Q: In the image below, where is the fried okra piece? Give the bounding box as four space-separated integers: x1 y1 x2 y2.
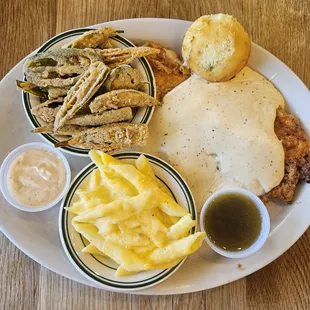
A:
89 89 160 114
97 46 160 67
55 123 148 151
32 124 88 136
104 65 143 92
24 48 103 88
54 61 110 131
16 80 47 98
67 107 133 126
63 27 118 49
31 98 64 123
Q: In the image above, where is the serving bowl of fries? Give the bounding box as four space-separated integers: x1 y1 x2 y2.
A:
59 151 205 291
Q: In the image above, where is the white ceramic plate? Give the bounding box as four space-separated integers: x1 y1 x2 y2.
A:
59 152 196 291
0 18 309 295
23 29 156 156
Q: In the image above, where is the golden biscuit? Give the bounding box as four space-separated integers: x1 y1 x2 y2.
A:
182 14 251 82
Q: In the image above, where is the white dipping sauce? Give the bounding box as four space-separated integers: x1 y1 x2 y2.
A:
7 149 67 207
142 67 285 210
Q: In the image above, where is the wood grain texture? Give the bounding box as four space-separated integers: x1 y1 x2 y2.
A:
0 0 309 309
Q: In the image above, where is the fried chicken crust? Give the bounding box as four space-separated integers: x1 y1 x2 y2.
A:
261 107 310 203
143 42 191 100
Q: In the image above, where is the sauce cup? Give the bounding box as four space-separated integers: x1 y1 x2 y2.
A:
200 188 270 258
0 142 71 212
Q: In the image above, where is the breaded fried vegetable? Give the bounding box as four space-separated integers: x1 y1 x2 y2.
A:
16 80 47 98
97 47 160 67
104 65 143 91
89 89 160 114
63 27 118 49
31 98 64 123
32 124 88 136
32 106 60 124
47 87 70 99
99 39 114 49
54 61 110 131
24 48 103 88
67 107 133 126
55 123 148 151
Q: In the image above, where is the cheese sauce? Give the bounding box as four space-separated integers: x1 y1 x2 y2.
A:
7 149 67 207
142 67 285 210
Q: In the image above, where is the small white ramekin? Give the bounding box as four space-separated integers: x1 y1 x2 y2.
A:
200 188 270 259
0 142 71 212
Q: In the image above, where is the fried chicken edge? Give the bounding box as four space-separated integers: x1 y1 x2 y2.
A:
143 41 191 101
261 107 310 204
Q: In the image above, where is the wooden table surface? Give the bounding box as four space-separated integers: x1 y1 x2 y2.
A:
1 0 309 309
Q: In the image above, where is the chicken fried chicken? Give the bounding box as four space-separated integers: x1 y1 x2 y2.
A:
143 42 309 204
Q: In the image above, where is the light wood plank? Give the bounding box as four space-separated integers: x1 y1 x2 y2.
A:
131 295 172 310
0 0 56 78
173 291 205 310
247 229 310 310
205 279 247 310
38 267 132 310
0 0 309 309
0 233 40 310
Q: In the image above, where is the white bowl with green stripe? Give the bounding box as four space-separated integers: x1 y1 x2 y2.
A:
22 29 156 157
59 152 197 291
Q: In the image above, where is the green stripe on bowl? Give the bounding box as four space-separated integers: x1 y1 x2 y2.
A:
59 152 196 289
22 28 156 156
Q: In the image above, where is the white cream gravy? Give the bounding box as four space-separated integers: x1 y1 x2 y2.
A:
142 67 285 210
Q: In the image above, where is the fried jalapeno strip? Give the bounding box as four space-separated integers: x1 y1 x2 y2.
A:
55 123 148 151
63 27 118 49
89 89 160 114
54 61 110 131
24 48 103 88
67 107 133 126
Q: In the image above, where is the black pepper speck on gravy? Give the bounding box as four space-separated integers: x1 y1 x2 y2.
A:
143 66 285 209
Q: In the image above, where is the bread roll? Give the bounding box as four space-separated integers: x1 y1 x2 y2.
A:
182 14 251 82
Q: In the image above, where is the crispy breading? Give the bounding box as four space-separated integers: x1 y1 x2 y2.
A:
33 106 60 124
16 80 47 98
261 107 310 203
143 42 191 100
99 38 114 49
263 160 300 203
89 89 160 114
48 87 70 99
55 123 148 151
24 48 103 88
104 65 143 92
63 27 118 49
299 157 310 182
97 46 160 68
54 61 110 131
67 107 133 126
32 124 88 136
31 98 63 123
274 107 309 164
